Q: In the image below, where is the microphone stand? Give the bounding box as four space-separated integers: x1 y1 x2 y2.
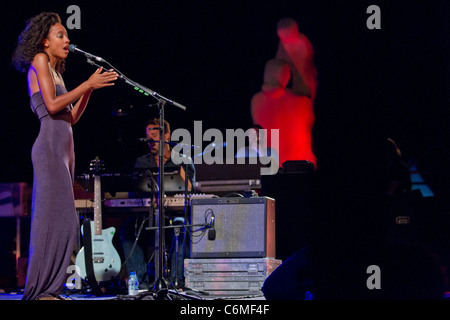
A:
154 98 168 299
87 58 186 300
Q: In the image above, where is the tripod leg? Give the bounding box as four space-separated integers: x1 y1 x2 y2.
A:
154 209 160 281
173 226 180 288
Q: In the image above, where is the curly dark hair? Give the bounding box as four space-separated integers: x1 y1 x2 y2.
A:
12 12 66 74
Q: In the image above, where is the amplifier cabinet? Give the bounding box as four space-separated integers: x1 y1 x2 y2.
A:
190 197 275 258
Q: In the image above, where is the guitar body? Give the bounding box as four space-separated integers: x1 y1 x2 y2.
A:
75 222 122 282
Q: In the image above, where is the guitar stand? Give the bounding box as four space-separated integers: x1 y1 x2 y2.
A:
80 217 103 296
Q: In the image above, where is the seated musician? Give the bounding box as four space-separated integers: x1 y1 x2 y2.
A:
134 118 195 185
121 118 195 289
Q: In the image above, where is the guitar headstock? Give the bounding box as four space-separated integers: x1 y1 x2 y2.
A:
90 156 105 175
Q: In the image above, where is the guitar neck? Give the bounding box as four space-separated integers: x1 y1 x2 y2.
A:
93 175 102 235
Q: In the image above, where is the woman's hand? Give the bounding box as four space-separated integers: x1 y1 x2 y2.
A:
87 67 118 90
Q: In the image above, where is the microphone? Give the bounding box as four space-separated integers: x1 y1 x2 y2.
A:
68 44 104 62
137 138 167 143
138 138 156 142
208 214 216 240
138 138 193 148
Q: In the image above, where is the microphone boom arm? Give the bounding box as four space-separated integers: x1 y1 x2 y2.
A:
85 58 187 111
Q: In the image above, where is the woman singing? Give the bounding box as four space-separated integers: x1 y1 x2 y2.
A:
12 12 118 300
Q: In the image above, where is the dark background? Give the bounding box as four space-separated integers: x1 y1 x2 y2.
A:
1 0 450 296
1 0 448 184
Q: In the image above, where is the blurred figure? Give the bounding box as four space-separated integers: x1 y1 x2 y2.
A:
275 17 317 100
251 59 316 168
251 18 317 168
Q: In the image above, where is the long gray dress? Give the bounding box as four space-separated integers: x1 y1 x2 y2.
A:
22 84 79 300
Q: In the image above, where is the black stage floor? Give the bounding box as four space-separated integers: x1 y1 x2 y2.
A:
0 288 266 301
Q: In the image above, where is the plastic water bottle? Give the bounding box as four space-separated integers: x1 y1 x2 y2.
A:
128 271 139 295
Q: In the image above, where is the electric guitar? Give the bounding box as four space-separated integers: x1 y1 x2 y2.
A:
75 157 122 282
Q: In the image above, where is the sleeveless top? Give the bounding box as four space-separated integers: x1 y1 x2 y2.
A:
30 63 72 121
